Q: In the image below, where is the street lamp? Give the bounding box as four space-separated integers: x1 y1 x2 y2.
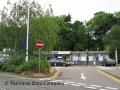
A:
86 49 89 65
25 0 30 62
115 48 118 70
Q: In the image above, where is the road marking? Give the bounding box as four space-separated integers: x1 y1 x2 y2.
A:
106 87 118 90
83 86 97 89
70 84 82 87
49 79 118 90
98 70 120 84
76 83 87 86
39 78 50 81
64 82 69 85
64 81 74 84
80 73 86 80
50 80 63 82
0 87 6 90
62 79 118 90
89 84 102 88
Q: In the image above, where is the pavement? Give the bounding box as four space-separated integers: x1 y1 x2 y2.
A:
97 66 120 80
0 67 60 80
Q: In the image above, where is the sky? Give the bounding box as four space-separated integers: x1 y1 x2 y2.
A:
0 0 120 22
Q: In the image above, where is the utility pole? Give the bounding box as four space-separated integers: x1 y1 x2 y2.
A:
86 49 89 65
115 48 118 70
25 0 30 62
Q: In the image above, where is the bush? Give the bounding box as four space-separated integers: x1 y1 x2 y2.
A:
1 52 50 73
1 52 24 72
40 60 50 71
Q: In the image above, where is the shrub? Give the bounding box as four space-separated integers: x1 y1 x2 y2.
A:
1 52 50 73
40 60 50 70
1 52 25 72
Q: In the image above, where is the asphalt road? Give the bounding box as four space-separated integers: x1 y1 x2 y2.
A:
0 66 120 90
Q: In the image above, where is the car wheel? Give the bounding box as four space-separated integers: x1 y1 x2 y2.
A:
113 64 116 66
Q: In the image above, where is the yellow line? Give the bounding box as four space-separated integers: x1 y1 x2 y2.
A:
98 70 120 84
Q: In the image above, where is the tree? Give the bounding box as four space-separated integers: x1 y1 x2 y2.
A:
29 16 59 52
114 11 120 18
72 21 87 51
87 11 119 50
54 15 72 50
54 15 88 51
0 0 56 52
104 25 120 62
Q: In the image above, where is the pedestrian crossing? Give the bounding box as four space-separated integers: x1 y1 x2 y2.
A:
48 79 118 90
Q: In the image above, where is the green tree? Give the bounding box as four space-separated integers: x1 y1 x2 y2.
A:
87 11 119 50
29 16 59 52
54 15 72 50
104 25 120 62
72 21 87 51
0 0 56 52
54 15 88 51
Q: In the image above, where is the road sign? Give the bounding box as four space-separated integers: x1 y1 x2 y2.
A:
36 40 44 48
36 40 44 76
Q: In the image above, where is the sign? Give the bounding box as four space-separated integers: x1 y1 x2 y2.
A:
36 40 44 48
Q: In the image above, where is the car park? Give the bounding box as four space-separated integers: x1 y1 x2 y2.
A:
48 58 71 67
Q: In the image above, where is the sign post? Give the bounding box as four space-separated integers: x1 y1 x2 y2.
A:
38 48 40 76
36 40 44 77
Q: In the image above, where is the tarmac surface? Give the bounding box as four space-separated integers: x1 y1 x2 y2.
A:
0 66 120 90
97 66 120 80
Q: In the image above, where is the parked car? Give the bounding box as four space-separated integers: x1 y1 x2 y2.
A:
48 58 71 67
102 58 116 66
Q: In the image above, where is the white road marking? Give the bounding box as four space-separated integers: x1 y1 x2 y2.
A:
64 81 74 84
83 86 97 89
70 84 82 87
106 87 118 90
80 73 86 80
89 84 102 88
0 87 6 90
50 80 63 82
39 78 49 81
49 79 118 90
64 82 69 85
76 83 87 86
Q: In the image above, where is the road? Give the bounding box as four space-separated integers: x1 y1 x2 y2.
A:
0 66 120 90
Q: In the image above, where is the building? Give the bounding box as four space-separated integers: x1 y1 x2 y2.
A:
48 51 107 65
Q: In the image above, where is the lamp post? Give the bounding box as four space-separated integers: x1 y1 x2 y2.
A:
25 0 30 62
115 48 118 70
86 49 89 65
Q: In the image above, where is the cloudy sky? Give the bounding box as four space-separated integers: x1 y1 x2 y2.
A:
0 0 120 22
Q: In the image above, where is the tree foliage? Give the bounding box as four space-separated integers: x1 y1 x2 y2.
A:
104 25 120 62
30 16 59 51
0 0 120 61
0 0 58 52
87 11 120 50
